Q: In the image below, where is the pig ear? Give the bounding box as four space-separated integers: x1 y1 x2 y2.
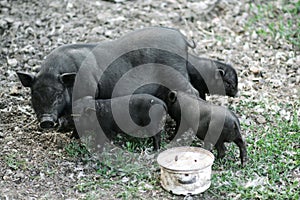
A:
60 72 76 87
16 71 36 87
233 120 241 133
168 90 177 103
215 69 225 79
218 69 225 76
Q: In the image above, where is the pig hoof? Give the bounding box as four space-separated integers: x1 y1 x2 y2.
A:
153 146 160 152
217 153 226 159
241 157 248 167
70 130 80 139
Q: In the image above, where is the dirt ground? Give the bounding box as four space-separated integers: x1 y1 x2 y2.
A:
0 0 299 199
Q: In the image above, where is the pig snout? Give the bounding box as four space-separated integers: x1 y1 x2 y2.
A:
39 114 56 129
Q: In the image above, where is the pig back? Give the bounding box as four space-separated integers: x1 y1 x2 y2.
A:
38 43 98 76
73 28 194 101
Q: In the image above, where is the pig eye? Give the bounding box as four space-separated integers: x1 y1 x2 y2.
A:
54 92 64 101
55 92 63 97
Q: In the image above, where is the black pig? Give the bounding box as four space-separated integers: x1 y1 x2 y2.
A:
72 94 167 151
16 43 95 129
166 90 247 166
187 54 238 100
17 27 197 130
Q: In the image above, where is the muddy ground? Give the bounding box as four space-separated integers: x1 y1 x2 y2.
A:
0 0 299 199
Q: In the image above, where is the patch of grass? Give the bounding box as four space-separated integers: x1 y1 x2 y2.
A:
65 141 90 158
41 163 57 177
74 100 299 199
75 149 161 199
206 101 299 199
82 193 100 200
5 154 27 170
215 35 225 42
246 1 300 48
112 131 170 153
119 134 154 153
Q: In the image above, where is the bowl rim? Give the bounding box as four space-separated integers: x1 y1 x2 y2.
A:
157 146 215 171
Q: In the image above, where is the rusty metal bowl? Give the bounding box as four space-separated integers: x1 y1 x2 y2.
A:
157 146 214 195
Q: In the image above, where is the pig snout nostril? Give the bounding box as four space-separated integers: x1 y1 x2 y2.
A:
40 121 55 129
40 116 55 129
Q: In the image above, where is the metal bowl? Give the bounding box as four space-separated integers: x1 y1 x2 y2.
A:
157 146 214 195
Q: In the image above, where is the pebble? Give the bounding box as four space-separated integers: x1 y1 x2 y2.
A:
286 58 295 66
251 31 258 40
15 172 25 179
0 19 8 28
49 1 61 8
40 37 50 45
4 169 13 178
289 77 296 84
4 17 14 24
249 66 260 75
269 79 282 88
9 85 20 96
244 118 252 126
7 58 18 67
257 115 267 124
28 59 37 66
296 76 300 84
275 51 287 61
121 176 129 183
243 42 250 51
183 195 194 200
104 30 113 37
91 27 104 34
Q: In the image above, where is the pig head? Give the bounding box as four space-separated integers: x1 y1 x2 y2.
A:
16 43 98 130
187 54 238 100
17 71 76 129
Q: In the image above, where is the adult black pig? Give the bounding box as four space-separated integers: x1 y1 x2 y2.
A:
166 90 248 166
16 43 96 129
16 27 196 130
187 54 238 100
72 94 167 151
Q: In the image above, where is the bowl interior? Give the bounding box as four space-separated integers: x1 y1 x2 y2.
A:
157 146 214 171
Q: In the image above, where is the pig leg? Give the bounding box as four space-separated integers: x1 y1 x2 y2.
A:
58 116 74 132
198 90 206 100
70 129 80 139
203 141 214 152
234 136 248 167
152 131 161 151
172 118 191 141
94 130 110 153
215 142 227 159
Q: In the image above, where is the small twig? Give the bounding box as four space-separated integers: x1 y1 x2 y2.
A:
197 25 215 36
53 132 57 143
204 0 221 15
23 119 37 128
